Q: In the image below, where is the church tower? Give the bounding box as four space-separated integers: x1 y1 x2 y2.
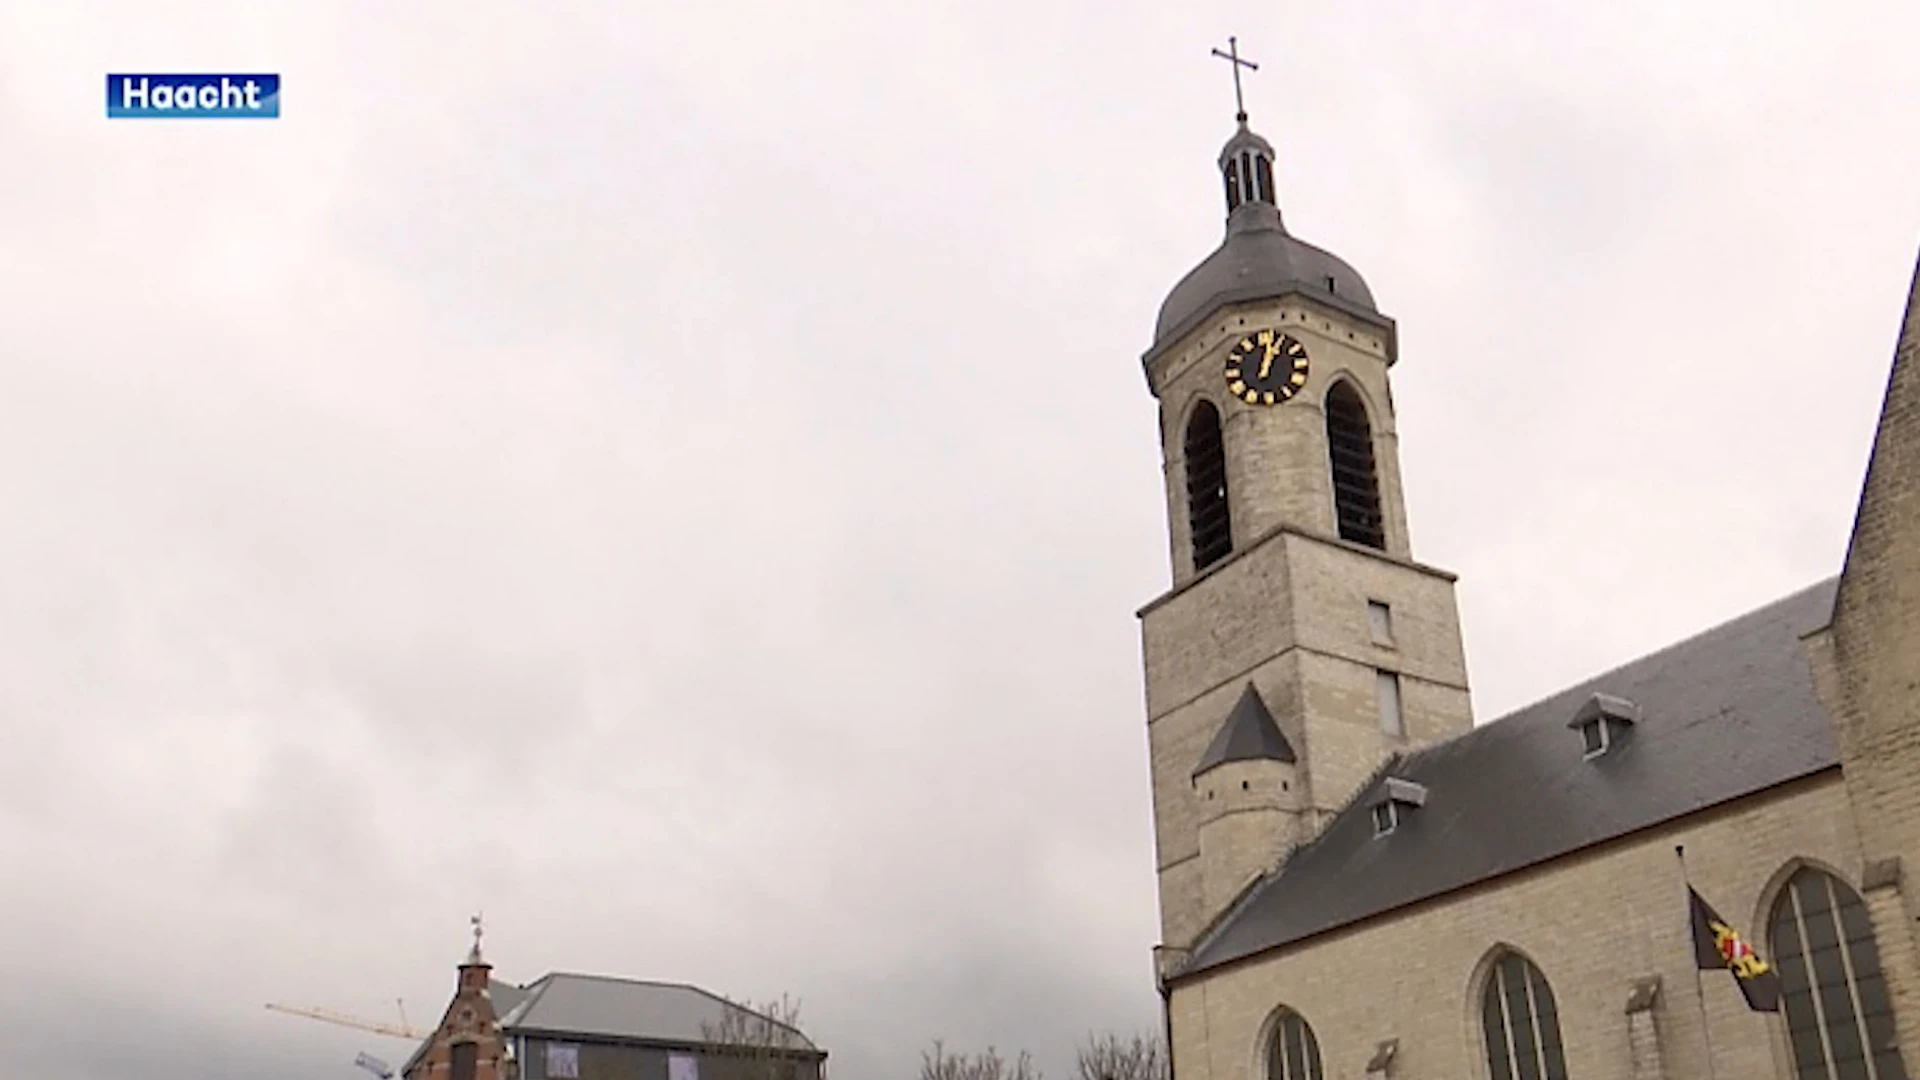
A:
1139 58 1476 962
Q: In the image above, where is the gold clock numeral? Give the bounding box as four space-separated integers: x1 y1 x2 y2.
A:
1225 328 1305 406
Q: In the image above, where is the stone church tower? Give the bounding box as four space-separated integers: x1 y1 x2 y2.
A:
1139 102 1474 958
1133 53 1920 1080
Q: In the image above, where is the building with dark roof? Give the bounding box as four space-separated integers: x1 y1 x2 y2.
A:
402 932 825 1080
1135 75 1920 1080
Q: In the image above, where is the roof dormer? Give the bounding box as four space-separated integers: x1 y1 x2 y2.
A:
1369 777 1427 836
1569 692 1640 759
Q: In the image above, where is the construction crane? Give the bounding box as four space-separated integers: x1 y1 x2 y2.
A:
264 1000 424 1041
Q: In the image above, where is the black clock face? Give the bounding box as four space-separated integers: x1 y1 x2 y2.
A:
1224 329 1310 405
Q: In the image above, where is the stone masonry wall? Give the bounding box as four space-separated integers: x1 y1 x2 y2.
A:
1169 775 1877 1080
1816 249 1920 1064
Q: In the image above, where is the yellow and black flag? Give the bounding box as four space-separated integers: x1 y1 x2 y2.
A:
1689 886 1782 1012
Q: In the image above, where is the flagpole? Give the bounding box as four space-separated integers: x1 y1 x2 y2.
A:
1676 845 1722 1080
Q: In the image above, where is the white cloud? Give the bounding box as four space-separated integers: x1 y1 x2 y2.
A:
1 1 1917 1077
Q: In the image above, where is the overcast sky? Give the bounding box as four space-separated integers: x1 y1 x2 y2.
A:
1 2 1917 1079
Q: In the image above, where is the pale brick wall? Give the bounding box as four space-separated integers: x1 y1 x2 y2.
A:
1149 652 1308 947
1813 250 1920 1063
1196 757 1305 917
1140 291 1475 948
1169 776 1876 1080
1148 297 1406 588
1141 537 1300 721
1141 528 1474 944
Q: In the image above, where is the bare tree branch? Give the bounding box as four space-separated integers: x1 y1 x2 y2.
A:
1075 1032 1167 1080
919 1041 1044 1080
700 994 815 1080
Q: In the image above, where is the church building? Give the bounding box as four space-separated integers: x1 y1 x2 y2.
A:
1137 64 1920 1080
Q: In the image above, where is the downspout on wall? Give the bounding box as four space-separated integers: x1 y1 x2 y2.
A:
1160 980 1177 1080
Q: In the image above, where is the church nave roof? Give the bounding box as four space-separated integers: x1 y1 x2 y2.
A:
1179 576 1843 977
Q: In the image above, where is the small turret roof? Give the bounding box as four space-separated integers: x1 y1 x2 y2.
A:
1193 683 1296 777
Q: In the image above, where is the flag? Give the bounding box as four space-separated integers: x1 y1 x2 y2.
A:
1689 886 1782 1011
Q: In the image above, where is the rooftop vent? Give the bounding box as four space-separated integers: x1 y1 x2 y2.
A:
1369 777 1428 836
1569 692 1641 758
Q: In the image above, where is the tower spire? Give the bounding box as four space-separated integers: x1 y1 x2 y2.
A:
1210 35 1259 123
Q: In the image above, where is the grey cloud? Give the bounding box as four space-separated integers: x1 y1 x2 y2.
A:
2 2 1919 1079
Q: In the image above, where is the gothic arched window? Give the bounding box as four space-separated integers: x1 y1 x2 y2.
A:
1265 1007 1324 1080
1186 400 1233 572
1769 867 1910 1080
1480 951 1569 1080
1324 380 1385 550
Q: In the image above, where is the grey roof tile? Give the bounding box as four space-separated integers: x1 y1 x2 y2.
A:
1193 683 1297 776
1153 202 1379 350
502 974 819 1053
1181 577 1841 977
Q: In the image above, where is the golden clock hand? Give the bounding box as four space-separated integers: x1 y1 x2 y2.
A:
1258 353 1273 380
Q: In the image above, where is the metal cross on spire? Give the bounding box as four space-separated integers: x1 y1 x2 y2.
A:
1210 36 1259 122
469 912 485 961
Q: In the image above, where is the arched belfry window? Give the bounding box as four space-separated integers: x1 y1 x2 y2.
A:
1224 151 1275 211
1185 401 1232 572
1769 867 1910 1080
1324 380 1385 550
1265 1008 1324 1080
1479 951 1569 1080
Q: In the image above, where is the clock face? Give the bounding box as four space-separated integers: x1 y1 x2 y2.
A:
1224 329 1310 405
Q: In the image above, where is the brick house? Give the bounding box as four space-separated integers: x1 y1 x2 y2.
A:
401 938 826 1080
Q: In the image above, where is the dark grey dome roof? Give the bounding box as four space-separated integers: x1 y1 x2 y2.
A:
1151 117 1380 351
1154 200 1377 347
1218 124 1274 165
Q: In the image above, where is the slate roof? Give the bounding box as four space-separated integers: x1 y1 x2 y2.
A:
498 974 820 1052
1148 120 1383 359
1153 199 1379 352
1179 576 1842 978
492 980 531 1019
1193 683 1297 775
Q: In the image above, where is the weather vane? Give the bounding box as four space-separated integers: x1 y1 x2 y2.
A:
470 912 484 957
1211 35 1259 122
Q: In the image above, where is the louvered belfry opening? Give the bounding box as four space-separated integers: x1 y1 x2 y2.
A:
1186 401 1233 571
1223 156 1244 211
1324 381 1385 549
